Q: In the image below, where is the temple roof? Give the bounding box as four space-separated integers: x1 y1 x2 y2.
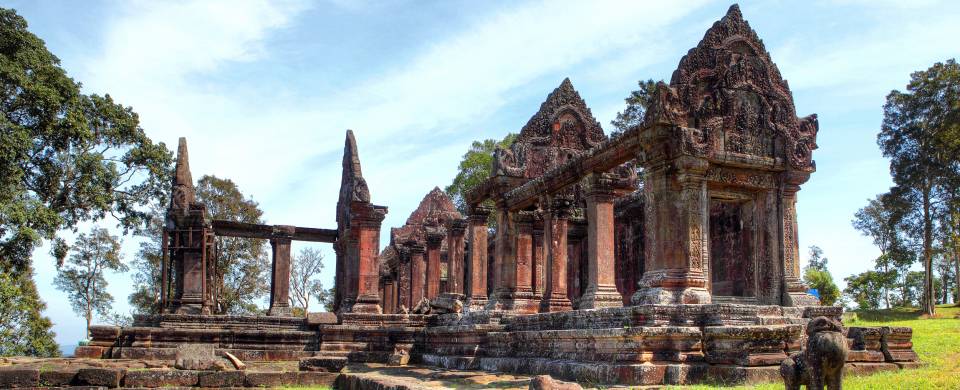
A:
392 187 461 245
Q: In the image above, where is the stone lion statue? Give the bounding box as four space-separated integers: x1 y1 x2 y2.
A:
780 316 848 390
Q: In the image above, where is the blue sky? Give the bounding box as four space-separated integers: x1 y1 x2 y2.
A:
6 0 959 349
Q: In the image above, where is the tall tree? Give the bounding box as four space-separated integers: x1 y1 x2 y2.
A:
53 227 127 339
878 59 960 315
127 207 165 316
0 266 59 356
445 133 517 215
852 193 915 308
289 247 326 315
194 175 268 315
0 8 171 354
610 79 661 136
843 271 887 310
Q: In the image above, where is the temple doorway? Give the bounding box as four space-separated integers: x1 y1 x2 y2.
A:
708 198 754 299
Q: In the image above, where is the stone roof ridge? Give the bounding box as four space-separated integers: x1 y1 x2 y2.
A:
404 187 461 226
516 77 606 149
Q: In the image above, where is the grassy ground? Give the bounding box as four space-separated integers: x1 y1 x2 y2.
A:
673 304 960 390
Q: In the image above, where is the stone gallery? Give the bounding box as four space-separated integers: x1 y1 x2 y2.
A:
1 5 920 389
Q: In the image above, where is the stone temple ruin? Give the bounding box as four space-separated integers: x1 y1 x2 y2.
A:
40 5 920 389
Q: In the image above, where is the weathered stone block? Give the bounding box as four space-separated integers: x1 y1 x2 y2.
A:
244 371 297 387
307 311 338 325
39 369 77 386
198 371 245 387
76 368 124 388
123 370 198 388
297 372 338 386
881 326 919 362
0 368 39 388
299 356 347 372
174 344 220 370
74 345 108 359
529 374 583 390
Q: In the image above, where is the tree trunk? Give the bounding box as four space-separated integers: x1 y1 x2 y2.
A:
923 188 935 315
882 262 891 309
954 250 959 306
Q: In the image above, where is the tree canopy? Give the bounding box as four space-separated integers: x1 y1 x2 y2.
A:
54 227 125 339
610 79 660 136
877 58 960 315
444 133 516 215
0 7 171 355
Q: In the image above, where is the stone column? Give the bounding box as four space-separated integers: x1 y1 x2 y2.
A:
446 219 467 295
487 204 513 308
351 207 387 313
781 172 818 306
541 196 573 312
425 228 444 300
409 242 427 305
501 211 537 313
632 157 711 305
268 225 295 316
466 205 491 310
382 279 396 314
532 214 545 301
398 246 412 311
579 174 625 309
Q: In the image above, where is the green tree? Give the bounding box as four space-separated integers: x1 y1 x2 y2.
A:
195 175 268 315
289 247 326 316
804 246 840 306
445 133 517 215
53 227 127 339
0 8 171 354
127 207 165 316
843 271 887 310
319 286 335 312
0 267 59 357
878 59 960 315
610 79 661 136
853 193 915 308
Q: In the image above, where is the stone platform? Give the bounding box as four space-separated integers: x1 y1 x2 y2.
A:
70 304 919 387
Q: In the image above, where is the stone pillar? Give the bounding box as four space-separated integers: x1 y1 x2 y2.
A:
425 228 444 300
409 242 427 305
541 196 573 312
351 207 387 313
532 214 546 301
579 174 625 309
487 204 513 308
632 157 711 305
466 205 491 310
398 246 412 311
383 279 396 314
501 211 537 313
446 219 467 295
782 172 818 306
268 225 295 316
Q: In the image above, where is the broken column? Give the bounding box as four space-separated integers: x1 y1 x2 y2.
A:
267 225 295 316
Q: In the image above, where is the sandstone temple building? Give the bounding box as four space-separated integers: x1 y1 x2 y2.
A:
59 5 918 388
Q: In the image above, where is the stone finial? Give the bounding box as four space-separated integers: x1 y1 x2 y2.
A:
170 137 195 210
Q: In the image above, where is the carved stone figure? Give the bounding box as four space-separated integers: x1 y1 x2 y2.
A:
781 316 848 390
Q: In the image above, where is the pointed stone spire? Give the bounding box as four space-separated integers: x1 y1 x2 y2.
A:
170 137 195 210
339 130 370 205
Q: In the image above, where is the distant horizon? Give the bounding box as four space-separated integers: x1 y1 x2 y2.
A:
5 0 959 347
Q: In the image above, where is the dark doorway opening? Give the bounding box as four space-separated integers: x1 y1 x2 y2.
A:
709 199 753 297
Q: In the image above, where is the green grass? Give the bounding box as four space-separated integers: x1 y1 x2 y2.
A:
673 305 960 389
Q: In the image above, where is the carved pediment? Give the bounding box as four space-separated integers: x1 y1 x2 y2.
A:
495 78 608 179
647 4 817 170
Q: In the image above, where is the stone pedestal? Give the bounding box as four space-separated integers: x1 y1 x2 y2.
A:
579 175 624 309
267 226 295 316
632 157 711 305
541 197 572 312
465 206 490 310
